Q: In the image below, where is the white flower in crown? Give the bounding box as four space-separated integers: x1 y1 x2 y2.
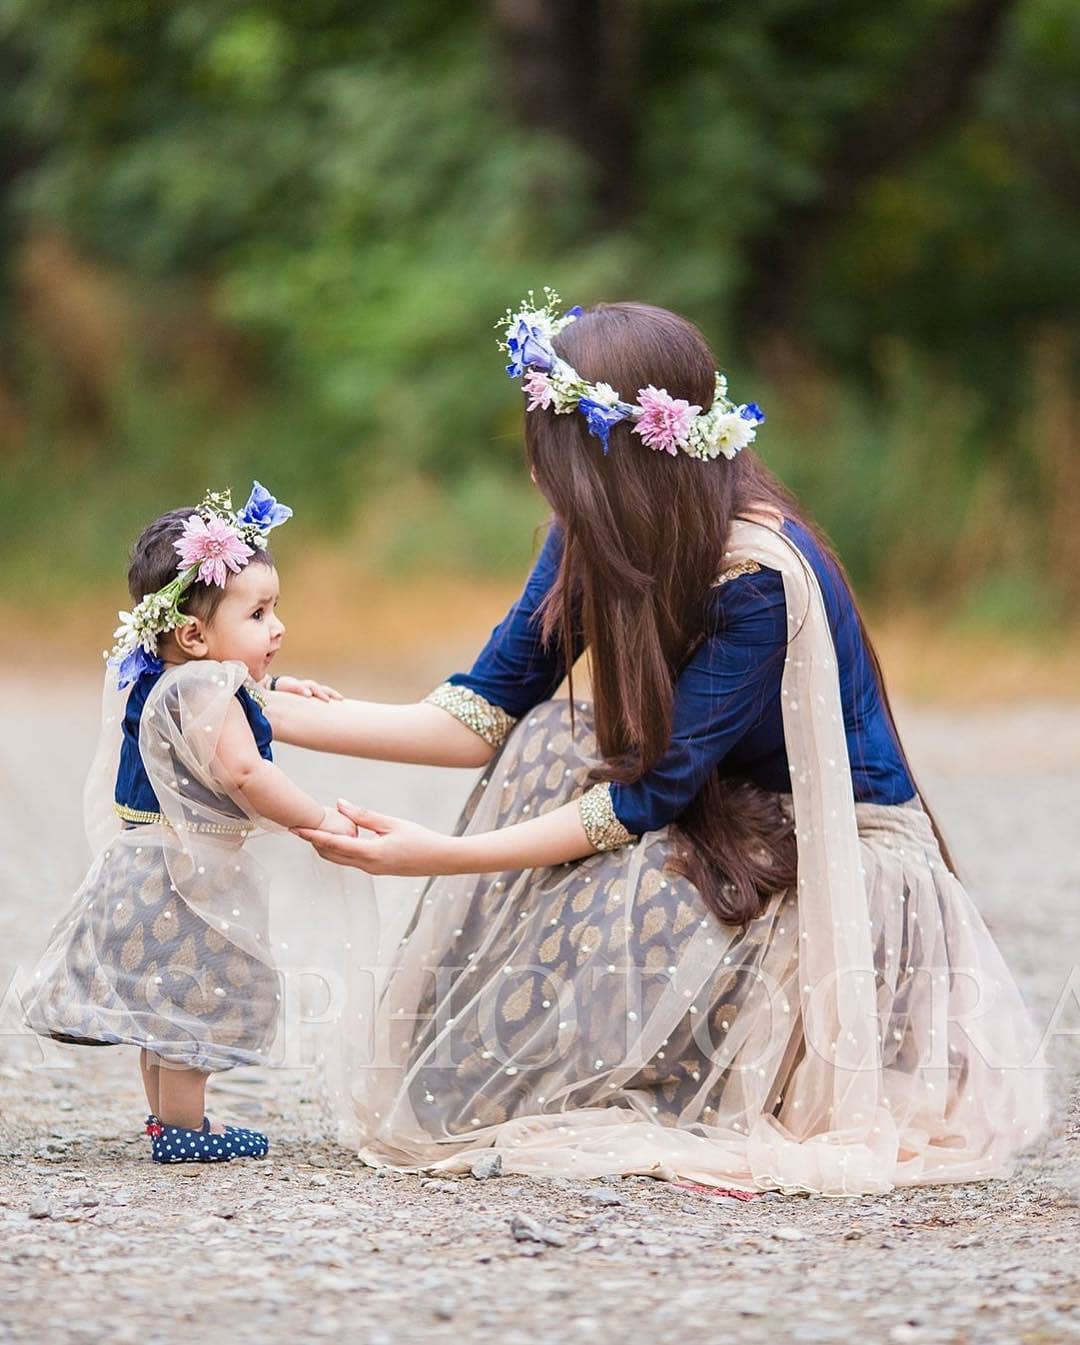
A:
712 409 759 460
589 382 622 408
685 375 766 460
112 589 190 659
112 608 155 657
500 286 582 341
549 361 589 414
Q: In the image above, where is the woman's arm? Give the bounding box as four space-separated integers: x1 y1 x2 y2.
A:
265 693 496 768
265 518 579 770
295 795 595 876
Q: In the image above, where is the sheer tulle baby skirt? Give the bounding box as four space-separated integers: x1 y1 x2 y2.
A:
24 830 281 1073
341 698 1049 1196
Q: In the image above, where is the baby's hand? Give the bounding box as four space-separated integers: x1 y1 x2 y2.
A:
271 675 344 702
315 805 358 838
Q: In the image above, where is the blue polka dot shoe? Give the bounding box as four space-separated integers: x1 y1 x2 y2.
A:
221 1121 269 1158
147 1115 269 1164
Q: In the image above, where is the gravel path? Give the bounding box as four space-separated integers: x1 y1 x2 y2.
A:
1 677 1077 1345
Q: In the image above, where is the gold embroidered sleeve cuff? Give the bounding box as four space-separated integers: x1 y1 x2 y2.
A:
578 782 636 852
423 682 518 751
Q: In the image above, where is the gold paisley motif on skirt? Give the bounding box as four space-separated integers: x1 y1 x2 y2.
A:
24 843 280 1072
357 692 1005 1181
389 699 806 1137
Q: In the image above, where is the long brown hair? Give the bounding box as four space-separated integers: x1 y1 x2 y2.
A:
525 301 956 928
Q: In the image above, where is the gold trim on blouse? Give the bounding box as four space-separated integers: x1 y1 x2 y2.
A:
712 558 763 587
578 782 636 852
113 802 250 837
423 682 518 750
245 682 268 710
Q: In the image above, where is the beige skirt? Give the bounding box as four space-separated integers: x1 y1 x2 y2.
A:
340 697 1049 1195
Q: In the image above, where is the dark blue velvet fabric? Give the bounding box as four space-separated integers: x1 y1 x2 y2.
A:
446 517 916 834
115 668 273 818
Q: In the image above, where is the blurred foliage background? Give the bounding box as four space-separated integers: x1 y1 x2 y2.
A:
0 0 1078 658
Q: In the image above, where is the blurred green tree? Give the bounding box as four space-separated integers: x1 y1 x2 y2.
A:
0 0 1076 614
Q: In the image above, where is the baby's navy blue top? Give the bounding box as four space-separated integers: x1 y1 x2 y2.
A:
446 518 916 836
115 668 274 818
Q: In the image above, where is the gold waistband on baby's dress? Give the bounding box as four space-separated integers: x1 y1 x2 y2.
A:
113 801 252 837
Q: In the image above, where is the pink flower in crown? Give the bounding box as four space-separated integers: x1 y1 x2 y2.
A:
173 514 254 588
632 385 702 456
523 369 555 411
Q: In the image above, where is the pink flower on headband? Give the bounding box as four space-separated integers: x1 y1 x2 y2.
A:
632 385 701 456
173 515 253 588
523 370 555 411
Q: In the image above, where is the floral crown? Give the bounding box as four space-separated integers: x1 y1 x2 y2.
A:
107 481 292 689
498 288 765 459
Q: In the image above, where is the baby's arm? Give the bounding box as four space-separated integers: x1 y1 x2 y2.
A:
213 700 356 837
256 673 342 702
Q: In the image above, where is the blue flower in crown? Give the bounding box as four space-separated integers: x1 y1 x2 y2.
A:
740 402 766 425
113 645 163 691
578 396 630 454
237 481 293 533
505 319 558 379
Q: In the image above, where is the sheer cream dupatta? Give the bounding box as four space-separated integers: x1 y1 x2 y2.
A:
81 660 377 1097
728 521 1048 1191
738 516 897 1191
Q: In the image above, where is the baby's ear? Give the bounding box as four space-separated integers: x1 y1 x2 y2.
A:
172 618 209 658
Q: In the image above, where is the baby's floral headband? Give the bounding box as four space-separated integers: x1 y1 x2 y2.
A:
107 482 292 689
498 288 765 459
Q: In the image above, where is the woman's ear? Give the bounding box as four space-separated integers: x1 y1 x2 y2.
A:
173 618 208 659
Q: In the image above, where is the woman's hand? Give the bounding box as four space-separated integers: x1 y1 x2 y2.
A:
315 805 359 839
294 799 458 876
266 674 344 702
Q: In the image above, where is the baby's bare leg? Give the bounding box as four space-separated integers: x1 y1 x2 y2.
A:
156 1060 228 1134
157 1061 209 1129
139 1049 160 1116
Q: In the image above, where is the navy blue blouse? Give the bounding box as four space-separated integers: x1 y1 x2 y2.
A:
115 667 273 820
446 517 916 836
